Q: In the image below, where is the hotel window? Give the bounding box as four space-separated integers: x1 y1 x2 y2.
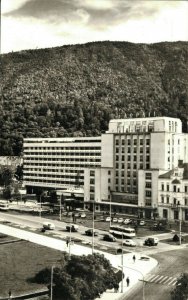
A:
140 139 143 145
146 139 150 145
128 140 131 145
167 196 169 204
122 139 125 145
167 184 169 191
134 139 137 145
145 182 152 188
161 196 164 203
122 163 125 169
115 139 119 145
185 186 188 193
185 198 188 206
173 185 177 192
108 170 111 175
122 155 125 161
90 170 95 177
145 190 152 197
145 173 152 180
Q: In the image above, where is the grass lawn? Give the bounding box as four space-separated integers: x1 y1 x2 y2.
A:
0 240 64 298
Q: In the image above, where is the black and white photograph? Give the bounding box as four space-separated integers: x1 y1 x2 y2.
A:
0 1 188 299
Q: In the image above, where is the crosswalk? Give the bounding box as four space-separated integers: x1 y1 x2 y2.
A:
144 274 178 286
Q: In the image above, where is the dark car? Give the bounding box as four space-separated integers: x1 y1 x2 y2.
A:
144 237 158 246
85 229 98 236
103 234 116 242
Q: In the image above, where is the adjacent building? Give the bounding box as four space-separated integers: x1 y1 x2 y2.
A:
23 116 188 221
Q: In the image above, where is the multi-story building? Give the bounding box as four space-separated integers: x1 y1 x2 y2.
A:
23 117 188 220
158 161 188 221
23 137 112 209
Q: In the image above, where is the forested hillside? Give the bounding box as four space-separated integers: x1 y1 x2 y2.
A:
0 41 188 156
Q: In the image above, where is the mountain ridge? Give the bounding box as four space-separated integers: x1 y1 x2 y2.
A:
0 41 188 155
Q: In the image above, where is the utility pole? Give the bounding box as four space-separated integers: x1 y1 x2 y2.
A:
121 233 124 293
92 201 95 254
59 194 62 221
50 266 54 300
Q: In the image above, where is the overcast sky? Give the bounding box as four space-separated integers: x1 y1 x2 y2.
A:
1 0 188 53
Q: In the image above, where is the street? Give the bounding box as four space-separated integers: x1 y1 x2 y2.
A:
123 247 188 300
0 211 188 300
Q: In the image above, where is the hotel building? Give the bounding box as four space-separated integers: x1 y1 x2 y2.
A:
23 117 188 221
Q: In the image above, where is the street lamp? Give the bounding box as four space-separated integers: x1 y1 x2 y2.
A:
177 202 182 245
92 201 95 254
118 265 145 300
110 191 112 227
50 265 54 300
39 194 42 218
121 233 124 293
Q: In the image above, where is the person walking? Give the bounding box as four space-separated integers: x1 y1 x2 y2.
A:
133 254 136 263
66 239 69 247
126 277 130 287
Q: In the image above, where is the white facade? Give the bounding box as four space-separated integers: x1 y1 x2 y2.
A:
23 117 188 220
158 162 188 221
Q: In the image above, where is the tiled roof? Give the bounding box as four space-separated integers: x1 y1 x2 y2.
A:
158 170 174 179
171 178 181 184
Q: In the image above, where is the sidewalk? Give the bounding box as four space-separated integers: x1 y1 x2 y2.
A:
0 224 158 300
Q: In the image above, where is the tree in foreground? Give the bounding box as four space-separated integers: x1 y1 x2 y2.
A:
171 273 188 300
32 253 122 300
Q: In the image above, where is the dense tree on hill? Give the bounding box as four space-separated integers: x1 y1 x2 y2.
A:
0 41 188 155
32 253 121 300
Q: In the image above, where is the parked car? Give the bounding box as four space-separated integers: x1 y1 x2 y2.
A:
123 239 136 247
74 212 80 218
80 212 86 218
144 237 158 246
124 218 131 225
105 216 111 222
85 229 98 236
118 218 124 223
103 234 116 242
67 212 73 217
139 220 145 226
42 222 55 230
112 217 118 223
66 224 79 232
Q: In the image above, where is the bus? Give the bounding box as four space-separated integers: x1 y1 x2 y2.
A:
109 225 136 239
0 202 9 211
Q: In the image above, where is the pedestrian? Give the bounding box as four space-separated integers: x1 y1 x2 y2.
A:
126 277 130 287
8 290 12 299
133 254 136 263
66 239 69 247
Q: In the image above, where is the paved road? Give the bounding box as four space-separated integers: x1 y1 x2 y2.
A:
123 247 188 300
0 212 186 255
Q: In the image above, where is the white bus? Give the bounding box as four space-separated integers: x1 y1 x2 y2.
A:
109 225 136 239
0 202 9 211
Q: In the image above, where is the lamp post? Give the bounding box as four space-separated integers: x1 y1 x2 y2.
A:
110 191 112 227
92 201 95 254
39 194 42 218
118 265 145 300
50 265 54 300
59 194 62 221
121 233 124 293
177 203 182 245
